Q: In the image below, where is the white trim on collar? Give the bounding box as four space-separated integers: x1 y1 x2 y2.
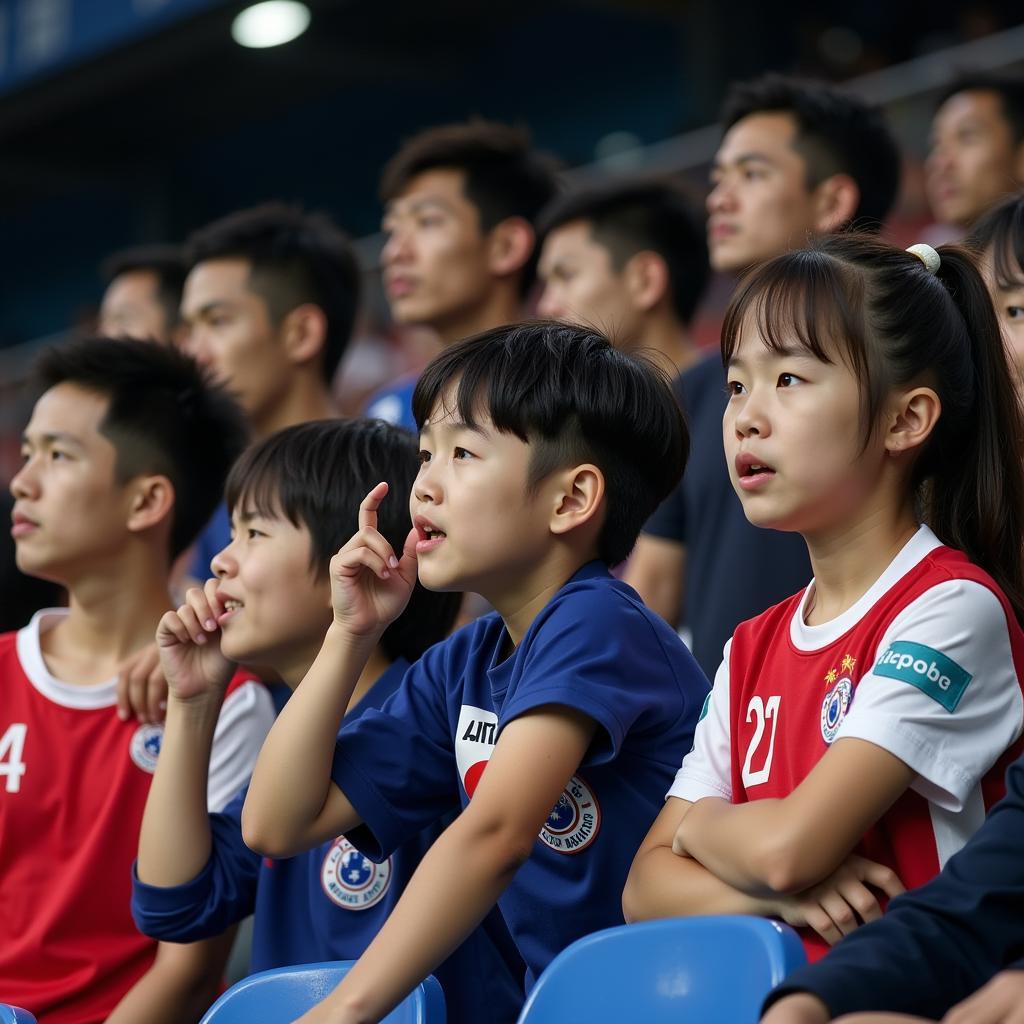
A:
789 525 944 652
16 608 118 709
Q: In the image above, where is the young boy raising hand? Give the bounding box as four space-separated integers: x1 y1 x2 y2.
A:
241 321 709 1023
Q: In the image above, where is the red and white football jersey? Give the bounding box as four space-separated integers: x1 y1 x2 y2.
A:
670 527 1024 960
0 609 275 1023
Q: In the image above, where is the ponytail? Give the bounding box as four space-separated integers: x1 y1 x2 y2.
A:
928 247 1024 625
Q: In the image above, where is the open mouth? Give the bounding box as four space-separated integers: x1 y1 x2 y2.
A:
415 517 447 553
217 598 244 626
735 454 777 488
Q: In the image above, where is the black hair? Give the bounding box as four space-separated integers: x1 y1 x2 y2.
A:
185 203 359 382
536 175 710 326
967 192 1024 287
411 320 688 567
100 243 188 330
32 337 248 561
721 73 901 230
379 120 561 295
224 419 459 662
721 232 1024 624
937 73 1024 146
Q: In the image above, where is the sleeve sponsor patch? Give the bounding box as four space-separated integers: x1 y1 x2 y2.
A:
873 641 972 712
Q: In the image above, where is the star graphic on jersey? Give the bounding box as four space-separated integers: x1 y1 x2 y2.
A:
841 654 856 672
347 869 361 882
550 807 563 822
824 668 838 684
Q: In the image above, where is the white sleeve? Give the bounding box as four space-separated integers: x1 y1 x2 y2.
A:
837 579 1024 812
206 680 276 812
666 640 733 802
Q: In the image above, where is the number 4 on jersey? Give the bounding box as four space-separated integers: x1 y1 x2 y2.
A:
741 696 780 788
0 723 27 793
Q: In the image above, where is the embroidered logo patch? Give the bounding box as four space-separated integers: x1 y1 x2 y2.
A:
539 775 601 855
321 837 392 910
129 724 163 773
820 677 853 744
874 642 971 712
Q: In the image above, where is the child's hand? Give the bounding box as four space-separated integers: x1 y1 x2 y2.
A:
760 994 831 1023
155 578 235 705
329 482 418 640
116 643 167 723
941 969 1024 1023
776 854 904 947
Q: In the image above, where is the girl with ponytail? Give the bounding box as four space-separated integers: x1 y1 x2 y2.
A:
624 233 1024 964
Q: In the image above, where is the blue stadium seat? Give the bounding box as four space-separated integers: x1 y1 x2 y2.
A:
517 916 806 1023
198 961 445 1024
0 1008 38 1024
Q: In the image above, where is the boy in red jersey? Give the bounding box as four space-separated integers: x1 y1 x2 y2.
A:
1 338 274 1023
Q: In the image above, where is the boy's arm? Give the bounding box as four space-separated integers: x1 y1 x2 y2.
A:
675 738 915 894
104 932 235 1024
295 706 597 1024
240 625 367 856
624 796 902 948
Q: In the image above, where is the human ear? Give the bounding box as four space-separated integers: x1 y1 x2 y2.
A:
812 174 860 233
281 303 328 368
486 217 536 279
624 251 670 314
885 387 942 457
549 464 605 538
126 475 175 536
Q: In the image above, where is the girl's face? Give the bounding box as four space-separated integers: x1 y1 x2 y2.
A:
210 505 333 687
981 245 1024 381
724 318 891 538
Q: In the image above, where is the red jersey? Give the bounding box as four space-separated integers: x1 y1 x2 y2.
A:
670 527 1024 960
0 610 275 1023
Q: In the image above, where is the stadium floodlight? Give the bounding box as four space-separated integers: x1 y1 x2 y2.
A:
231 1 311 49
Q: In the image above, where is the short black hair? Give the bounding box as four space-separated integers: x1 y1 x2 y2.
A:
224 419 459 662
937 72 1024 146
721 73 901 229
968 192 1024 287
101 243 188 328
412 321 688 567
379 120 560 294
185 203 359 382
32 337 247 560
536 175 710 326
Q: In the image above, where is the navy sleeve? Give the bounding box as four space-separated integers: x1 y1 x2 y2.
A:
130 785 261 941
763 756 1024 1019
331 642 459 862
642 475 687 543
501 585 700 766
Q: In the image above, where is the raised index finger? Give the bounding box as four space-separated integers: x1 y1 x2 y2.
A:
359 482 390 533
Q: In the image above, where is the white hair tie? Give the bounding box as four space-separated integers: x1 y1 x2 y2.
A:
906 243 941 274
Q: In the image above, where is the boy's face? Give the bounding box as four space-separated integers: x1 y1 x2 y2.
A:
99 270 173 345
411 397 558 599
180 257 291 429
707 111 822 274
980 245 1024 383
381 169 497 331
537 220 641 347
211 506 332 685
926 90 1023 229
11 384 137 583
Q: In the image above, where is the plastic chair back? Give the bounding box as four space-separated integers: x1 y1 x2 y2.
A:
0 1008 38 1024
517 916 806 1024
198 960 445 1024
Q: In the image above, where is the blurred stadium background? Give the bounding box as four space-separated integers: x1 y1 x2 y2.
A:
2 0 1023 482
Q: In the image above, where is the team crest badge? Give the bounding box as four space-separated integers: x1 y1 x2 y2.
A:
820 677 853 744
539 775 601 855
130 723 164 773
321 837 392 910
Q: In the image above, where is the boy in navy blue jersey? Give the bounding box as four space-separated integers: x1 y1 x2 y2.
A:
242 321 708 1023
131 420 523 1024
